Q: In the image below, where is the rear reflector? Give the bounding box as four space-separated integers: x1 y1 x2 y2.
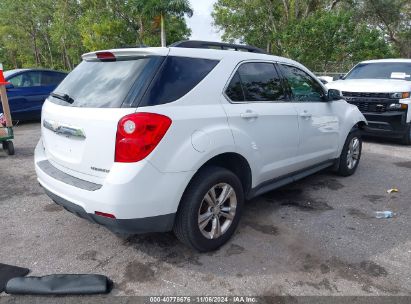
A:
115 112 172 163
95 211 116 219
96 52 116 61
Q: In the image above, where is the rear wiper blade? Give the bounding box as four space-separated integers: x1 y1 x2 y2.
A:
50 92 74 104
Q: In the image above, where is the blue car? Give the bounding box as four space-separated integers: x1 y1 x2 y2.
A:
1 69 67 121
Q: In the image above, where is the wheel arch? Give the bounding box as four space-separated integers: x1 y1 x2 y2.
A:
355 120 367 130
187 152 253 200
337 104 367 155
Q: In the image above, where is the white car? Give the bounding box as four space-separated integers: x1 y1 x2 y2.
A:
34 41 366 251
317 76 334 85
327 59 411 144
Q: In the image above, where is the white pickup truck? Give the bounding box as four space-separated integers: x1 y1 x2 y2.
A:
327 59 411 144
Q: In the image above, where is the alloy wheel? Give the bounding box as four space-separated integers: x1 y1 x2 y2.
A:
347 137 360 170
198 183 237 239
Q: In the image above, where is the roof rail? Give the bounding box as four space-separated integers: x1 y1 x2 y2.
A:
170 40 267 54
117 44 148 49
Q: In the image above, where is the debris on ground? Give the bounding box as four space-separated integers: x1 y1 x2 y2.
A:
387 188 399 194
375 211 394 219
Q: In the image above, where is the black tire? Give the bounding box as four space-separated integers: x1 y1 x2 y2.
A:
173 166 244 252
401 123 411 145
2 141 6 150
6 141 15 156
335 130 362 176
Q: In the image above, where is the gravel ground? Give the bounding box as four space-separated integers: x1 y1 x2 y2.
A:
0 122 410 297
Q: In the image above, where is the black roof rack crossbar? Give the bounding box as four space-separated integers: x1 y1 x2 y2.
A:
170 40 267 54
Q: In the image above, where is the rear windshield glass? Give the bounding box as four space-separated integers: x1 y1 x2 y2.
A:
345 62 411 81
139 56 219 106
50 57 162 108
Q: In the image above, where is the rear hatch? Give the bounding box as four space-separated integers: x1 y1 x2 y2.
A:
41 48 168 179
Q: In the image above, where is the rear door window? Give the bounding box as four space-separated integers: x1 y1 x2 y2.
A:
140 57 219 106
225 62 286 102
50 57 163 108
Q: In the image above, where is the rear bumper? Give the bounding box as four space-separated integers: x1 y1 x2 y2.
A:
44 188 175 234
362 111 408 138
34 138 193 234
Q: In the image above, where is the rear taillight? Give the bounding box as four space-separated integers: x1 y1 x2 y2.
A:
95 211 116 219
115 113 172 163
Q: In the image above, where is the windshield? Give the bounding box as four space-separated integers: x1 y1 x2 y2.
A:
345 62 411 81
50 57 163 108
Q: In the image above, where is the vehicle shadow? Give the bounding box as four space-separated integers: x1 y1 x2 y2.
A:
120 163 410 294
362 135 405 146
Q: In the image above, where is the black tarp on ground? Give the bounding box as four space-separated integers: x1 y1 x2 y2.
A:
5 274 113 295
0 263 30 293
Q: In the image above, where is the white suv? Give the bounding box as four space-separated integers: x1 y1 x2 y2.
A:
34 41 366 252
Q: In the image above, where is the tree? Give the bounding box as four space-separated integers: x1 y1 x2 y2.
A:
143 0 193 46
212 0 398 71
212 0 340 53
0 0 56 68
359 0 411 57
50 0 84 70
0 0 193 70
279 11 393 71
79 2 137 51
142 15 191 47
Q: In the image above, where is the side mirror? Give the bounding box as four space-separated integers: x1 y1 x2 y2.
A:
327 89 342 101
5 83 14 89
338 75 344 80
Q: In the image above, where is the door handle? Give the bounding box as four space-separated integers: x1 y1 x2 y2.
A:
240 111 259 119
300 111 312 118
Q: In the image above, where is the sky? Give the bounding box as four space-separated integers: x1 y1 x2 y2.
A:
185 0 222 42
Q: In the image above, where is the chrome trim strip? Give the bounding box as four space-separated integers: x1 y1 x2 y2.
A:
43 120 86 139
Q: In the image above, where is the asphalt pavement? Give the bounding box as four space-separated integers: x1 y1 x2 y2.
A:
0 122 410 297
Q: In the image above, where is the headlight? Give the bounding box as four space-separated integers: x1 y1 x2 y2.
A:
388 103 408 110
390 92 410 99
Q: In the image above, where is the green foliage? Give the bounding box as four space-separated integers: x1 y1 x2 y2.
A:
142 0 192 46
142 15 191 47
50 0 84 70
142 0 193 18
0 0 56 68
279 11 394 71
0 0 192 71
360 0 411 57
213 0 406 72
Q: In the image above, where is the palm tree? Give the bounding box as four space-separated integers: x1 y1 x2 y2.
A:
144 0 193 47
